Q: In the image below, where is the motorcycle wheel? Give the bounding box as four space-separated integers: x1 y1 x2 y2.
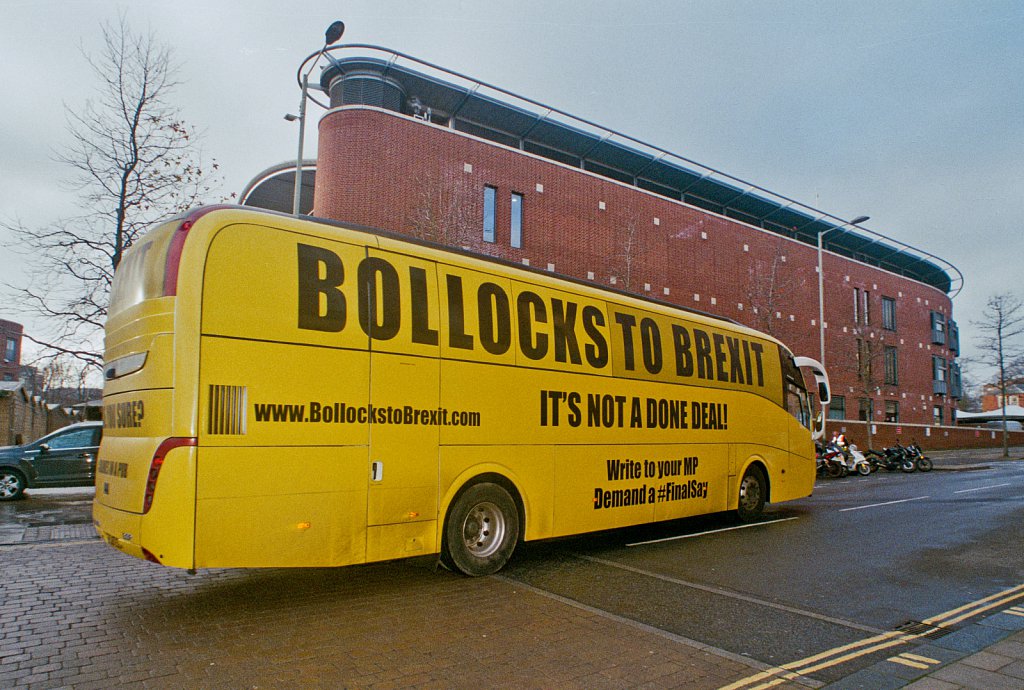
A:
916 457 933 472
900 459 916 473
857 463 871 476
826 463 844 479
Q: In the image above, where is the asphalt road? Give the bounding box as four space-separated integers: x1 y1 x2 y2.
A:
3 459 1023 687
501 459 1024 684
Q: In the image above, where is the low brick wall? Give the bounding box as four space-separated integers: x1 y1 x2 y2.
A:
826 420 1024 452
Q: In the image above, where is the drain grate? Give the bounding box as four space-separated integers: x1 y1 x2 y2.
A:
896 620 957 640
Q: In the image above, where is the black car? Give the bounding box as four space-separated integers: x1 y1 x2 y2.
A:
0 421 102 500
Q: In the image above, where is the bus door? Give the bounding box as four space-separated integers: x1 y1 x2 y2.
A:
364 249 441 561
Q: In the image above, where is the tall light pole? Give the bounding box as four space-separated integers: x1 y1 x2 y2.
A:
817 215 870 367
289 21 346 216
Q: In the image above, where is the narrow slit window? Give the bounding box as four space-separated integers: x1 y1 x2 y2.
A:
483 186 496 243
510 192 523 248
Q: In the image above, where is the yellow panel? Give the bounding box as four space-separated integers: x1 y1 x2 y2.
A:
199 337 369 449
365 521 438 563
202 223 370 353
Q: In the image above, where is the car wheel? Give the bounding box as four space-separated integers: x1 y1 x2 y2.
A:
737 466 766 522
442 482 519 576
0 469 27 501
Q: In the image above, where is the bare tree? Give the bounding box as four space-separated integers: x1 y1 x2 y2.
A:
406 170 475 248
744 238 798 336
614 209 646 292
4 16 222 373
973 293 1024 457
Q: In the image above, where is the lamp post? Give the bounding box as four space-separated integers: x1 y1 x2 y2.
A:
288 21 346 216
817 214 870 367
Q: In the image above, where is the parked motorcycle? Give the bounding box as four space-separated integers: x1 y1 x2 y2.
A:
864 443 916 473
816 443 847 478
905 441 933 472
843 443 873 476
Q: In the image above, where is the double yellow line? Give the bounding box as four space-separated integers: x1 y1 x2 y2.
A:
721 581 1024 690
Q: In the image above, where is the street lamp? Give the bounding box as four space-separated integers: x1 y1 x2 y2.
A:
817 214 869 367
288 21 346 216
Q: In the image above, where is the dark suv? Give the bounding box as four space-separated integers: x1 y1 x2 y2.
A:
0 421 102 500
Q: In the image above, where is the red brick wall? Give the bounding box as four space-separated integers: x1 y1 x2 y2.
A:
314 108 959 427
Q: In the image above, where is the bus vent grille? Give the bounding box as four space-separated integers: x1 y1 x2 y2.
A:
208 385 248 435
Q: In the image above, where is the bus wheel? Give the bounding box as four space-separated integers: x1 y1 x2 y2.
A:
442 482 519 576
737 466 766 522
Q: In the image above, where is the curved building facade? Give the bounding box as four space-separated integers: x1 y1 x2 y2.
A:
310 49 962 431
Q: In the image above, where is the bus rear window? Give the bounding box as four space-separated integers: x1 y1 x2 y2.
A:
108 221 178 315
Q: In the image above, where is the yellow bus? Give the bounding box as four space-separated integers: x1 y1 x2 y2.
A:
95 206 830 576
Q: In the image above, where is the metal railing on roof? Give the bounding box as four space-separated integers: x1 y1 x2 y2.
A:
304 44 963 297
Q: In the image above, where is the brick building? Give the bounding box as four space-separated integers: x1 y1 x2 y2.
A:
247 49 964 429
1 319 23 383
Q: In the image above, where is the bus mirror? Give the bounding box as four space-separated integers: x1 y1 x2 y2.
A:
793 357 830 407
812 411 825 441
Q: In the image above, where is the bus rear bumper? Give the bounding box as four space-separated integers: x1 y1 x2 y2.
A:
93 500 148 562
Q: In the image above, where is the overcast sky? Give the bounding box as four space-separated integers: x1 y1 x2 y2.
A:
2 1 1022 385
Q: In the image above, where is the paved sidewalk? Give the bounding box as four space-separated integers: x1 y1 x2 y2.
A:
906 629 1024 689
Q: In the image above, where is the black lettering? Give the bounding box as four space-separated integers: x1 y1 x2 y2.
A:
713 333 728 382
640 318 662 374
672 325 693 377
478 282 511 355
614 313 637 371
551 299 582 364
727 337 745 384
751 342 765 387
297 244 346 332
517 291 548 360
694 329 713 380
358 257 400 340
409 266 439 346
446 275 474 350
582 305 608 368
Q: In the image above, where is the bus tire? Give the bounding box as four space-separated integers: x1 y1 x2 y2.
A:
0 469 27 501
737 466 766 522
442 482 519 576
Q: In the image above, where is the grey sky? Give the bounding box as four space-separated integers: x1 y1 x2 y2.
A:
2 1 1022 385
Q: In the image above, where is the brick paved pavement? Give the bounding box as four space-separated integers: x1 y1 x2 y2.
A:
0 538 802 690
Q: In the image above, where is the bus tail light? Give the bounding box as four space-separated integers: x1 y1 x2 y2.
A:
162 205 234 296
143 437 197 514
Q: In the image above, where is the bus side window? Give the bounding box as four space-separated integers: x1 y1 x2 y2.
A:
786 382 810 428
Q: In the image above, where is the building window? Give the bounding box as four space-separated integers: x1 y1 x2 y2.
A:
885 401 899 423
828 395 846 421
510 192 523 248
884 346 899 385
853 288 860 324
483 186 496 243
882 297 896 330
948 319 960 353
930 311 945 345
932 355 947 395
858 398 873 422
3 337 15 363
933 405 943 425
863 290 870 325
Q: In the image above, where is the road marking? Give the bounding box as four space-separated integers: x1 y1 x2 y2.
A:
954 482 1011 494
838 496 930 512
720 581 1024 690
625 516 799 546
1006 607 1024 618
574 553 884 635
492 575 778 676
888 652 939 669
